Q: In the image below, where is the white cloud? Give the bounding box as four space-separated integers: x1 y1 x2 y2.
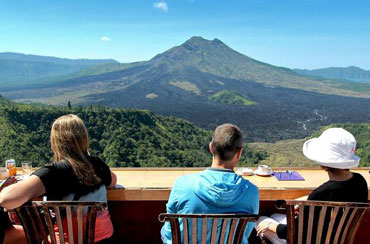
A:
153 1 168 12
101 36 111 42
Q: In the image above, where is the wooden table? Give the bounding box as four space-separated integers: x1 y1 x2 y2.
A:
108 167 370 200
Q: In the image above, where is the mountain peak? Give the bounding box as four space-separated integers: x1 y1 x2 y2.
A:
182 36 227 49
151 36 231 62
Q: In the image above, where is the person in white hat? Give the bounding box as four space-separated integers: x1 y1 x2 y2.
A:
256 128 368 244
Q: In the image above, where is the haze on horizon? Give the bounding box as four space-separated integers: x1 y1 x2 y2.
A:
1 0 369 70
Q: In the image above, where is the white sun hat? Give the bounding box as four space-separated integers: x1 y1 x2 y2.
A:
302 128 360 169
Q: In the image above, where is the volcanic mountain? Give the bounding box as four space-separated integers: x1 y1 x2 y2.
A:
2 37 370 141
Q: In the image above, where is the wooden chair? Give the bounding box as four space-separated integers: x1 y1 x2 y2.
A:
158 213 259 244
12 201 107 244
284 200 370 244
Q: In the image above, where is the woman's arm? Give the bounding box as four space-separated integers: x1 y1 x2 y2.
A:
107 170 117 189
256 219 279 236
295 195 308 200
0 176 45 210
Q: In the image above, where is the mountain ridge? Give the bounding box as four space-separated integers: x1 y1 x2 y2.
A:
0 52 118 65
0 52 119 88
294 66 370 83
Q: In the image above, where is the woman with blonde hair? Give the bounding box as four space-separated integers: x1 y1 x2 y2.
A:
0 114 117 243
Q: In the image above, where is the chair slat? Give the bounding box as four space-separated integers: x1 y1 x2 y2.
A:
345 208 366 244
227 219 238 244
306 205 315 244
43 205 58 244
340 208 357 244
31 206 50 243
25 207 43 243
233 219 248 244
169 218 181 244
183 218 189 244
324 206 340 244
192 218 197 244
77 206 84 244
87 206 98 244
201 218 207 244
315 206 327 244
54 206 66 244
333 207 350 244
219 218 229 244
297 206 304 244
66 206 75 244
15 208 34 243
210 218 218 243
285 204 296 244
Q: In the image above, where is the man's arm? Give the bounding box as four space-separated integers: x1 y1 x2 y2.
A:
161 178 181 244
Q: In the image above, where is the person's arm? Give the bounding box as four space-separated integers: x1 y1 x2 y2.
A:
107 170 117 189
0 175 45 210
295 195 308 200
256 218 279 236
161 178 181 243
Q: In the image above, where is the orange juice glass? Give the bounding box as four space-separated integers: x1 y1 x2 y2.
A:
5 159 16 177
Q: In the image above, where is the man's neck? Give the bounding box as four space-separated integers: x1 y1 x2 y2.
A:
211 159 235 170
327 169 353 181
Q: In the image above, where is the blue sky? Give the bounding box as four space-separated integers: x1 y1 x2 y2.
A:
1 0 369 69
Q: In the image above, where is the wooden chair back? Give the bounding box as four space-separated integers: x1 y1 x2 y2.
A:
158 213 259 244
13 201 107 244
284 200 370 244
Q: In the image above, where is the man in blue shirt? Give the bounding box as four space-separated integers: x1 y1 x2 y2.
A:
161 123 259 243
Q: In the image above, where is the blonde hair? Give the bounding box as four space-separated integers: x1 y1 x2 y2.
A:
50 114 101 186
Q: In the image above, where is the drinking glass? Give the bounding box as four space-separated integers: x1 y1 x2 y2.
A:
22 161 32 175
5 159 17 177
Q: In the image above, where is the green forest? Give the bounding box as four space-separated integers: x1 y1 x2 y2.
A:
0 96 267 167
1 96 369 168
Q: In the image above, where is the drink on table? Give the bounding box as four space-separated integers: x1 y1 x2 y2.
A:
0 168 9 180
5 159 16 177
21 161 32 175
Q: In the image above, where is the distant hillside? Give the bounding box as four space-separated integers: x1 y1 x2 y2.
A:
294 66 370 83
0 97 266 167
0 52 118 88
250 123 370 167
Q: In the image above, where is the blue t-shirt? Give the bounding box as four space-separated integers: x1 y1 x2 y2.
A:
161 168 259 244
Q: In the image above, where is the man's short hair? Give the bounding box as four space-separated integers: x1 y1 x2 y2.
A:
211 123 243 161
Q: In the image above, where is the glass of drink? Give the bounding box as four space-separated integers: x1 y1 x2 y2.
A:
5 159 17 177
22 161 32 175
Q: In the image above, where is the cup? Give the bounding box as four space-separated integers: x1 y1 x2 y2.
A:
257 165 272 175
5 159 16 177
0 168 9 180
22 161 32 175
241 168 254 176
